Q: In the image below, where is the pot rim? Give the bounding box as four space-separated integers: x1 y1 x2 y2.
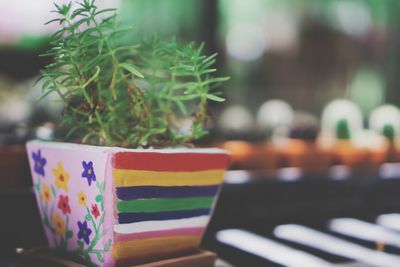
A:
27 140 229 155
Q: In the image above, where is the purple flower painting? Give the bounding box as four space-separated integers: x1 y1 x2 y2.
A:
82 161 96 186
77 220 92 245
32 150 47 176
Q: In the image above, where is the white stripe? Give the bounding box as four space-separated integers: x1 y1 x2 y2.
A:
274 224 400 267
377 214 400 232
113 215 210 234
216 229 331 267
329 218 400 247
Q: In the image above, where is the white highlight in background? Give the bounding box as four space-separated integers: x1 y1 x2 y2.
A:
216 229 331 267
226 23 267 61
274 224 400 267
329 218 400 248
0 0 120 44
377 214 400 232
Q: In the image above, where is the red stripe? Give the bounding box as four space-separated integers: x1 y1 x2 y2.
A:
115 227 204 243
112 152 230 171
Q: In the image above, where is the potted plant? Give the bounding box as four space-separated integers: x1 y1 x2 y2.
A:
26 1 230 266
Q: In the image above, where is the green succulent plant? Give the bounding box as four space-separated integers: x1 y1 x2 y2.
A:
382 123 395 143
336 118 351 140
36 0 228 148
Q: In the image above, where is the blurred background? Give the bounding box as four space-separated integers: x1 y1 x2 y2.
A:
3 0 400 133
3 1 400 266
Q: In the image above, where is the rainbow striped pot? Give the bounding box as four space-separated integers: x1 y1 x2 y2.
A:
26 141 230 266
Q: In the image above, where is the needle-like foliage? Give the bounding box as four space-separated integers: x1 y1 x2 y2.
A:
36 0 228 148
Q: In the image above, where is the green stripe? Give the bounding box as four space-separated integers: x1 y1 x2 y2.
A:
117 197 215 213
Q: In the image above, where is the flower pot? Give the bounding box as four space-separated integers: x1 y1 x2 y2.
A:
327 140 369 170
26 140 230 267
219 141 279 170
277 139 331 173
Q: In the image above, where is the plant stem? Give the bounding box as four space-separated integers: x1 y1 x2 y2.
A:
85 206 98 234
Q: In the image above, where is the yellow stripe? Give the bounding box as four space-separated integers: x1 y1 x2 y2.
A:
113 169 225 187
112 235 201 260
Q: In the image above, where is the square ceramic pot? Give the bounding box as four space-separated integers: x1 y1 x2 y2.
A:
26 140 230 266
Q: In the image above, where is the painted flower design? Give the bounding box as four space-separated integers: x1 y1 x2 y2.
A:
81 161 96 186
78 191 87 206
91 204 100 219
41 184 52 203
52 161 70 192
52 213 66 236
57 195 71 215
77 221 92 245
32 150 46 176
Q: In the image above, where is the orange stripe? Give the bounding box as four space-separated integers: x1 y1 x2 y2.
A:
112 235 201 260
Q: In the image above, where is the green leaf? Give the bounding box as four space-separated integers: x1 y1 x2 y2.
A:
44 18 61 25
99 181 105 193
96 252 104 263
200 68 217 75
177 94 200 101
174 99 187 114
95 194 103 203
85 214 92 221
104 239 112 251
206 94 225 102
77 240 84 249
33 183 40 192
32 75 45 87
119 63 144 78
51 185 57 197
43 216 49 227
84 253 91 263
66 230 73 238
201 76 230 86
200 53 217 68
37 89 56 102
41 79 53 90
109 26 133 37
65 126 78 139
95 8 117 16
113 45 140 53
82 66 101 88
98 39 104 53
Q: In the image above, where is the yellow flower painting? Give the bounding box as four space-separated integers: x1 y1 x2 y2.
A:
52 213 66 236
41 184 52 203
52 161 70 192
78 191 87 206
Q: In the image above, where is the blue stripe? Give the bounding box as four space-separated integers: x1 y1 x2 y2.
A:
118 208 211 224
116 185 219 200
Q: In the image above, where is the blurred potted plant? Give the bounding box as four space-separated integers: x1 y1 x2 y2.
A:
318 100 369 171
26 1 230 266
276 112 331 173
322 118 367 167
369 105 400 164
